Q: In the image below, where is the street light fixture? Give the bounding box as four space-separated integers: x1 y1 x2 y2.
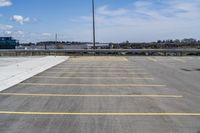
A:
92 0 96 49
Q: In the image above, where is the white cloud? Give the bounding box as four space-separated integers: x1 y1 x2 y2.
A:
0 24 13 30
11 15 30 24
69 0 200 42
15 30 24 35
2 0 199 42
5 31 54 43
42 33 51 36
97 5 128 17
3 30 12 35
0 0 12 7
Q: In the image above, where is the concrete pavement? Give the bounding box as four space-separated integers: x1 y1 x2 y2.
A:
0 56 68 91
0 56 200 133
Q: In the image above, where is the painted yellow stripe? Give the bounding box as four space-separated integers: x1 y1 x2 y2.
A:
0 93 182 98
56 66 137 68
52 68 143 71
69 58 128 62
0 111 199 116
133 58 146 61
69 60 127 62
70 59 127 62
33 76 154 80
44 72 149 74
66 62 127 64
67 59 129 61
173 58 186 63
62 62 132 64
69 58 126 60
44 72 148 74
148 57 158 62
20 83 166 87
123 57 128 62
68 62 127 63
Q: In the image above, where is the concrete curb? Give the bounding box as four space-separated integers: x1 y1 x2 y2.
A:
0 56 69 91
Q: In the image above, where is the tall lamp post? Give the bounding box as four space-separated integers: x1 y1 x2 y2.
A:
92 0 96 49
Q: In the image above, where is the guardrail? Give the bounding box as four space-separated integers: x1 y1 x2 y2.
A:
0 49 200 56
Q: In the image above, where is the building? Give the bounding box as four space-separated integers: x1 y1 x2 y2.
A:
87 43 110 49
0 37 19 49
17 42 88 50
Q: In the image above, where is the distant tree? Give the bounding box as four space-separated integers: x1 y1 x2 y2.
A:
181 38 197 44
56 44 64 49
174 39 180 44
165 39 173 43
157 40 162 43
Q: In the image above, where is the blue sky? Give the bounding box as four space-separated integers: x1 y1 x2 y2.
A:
0 0 200 43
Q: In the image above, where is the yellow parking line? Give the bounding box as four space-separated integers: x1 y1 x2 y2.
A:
20 83 166 87
63 62 131 64
123 57 128 62
43 72 149 75
148 57 158 62
63 62 131 63
69 60 126 61
57 66 137 68
69 61 127 62
0 111 199 116
0 93 182 98
52 68 143 70
33 76 154 80
46 72 147 74
130 59 146 61
69 58 128 62
173 58 186 63
69 59 127 61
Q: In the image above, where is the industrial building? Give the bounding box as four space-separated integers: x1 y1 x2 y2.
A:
0 37 19 49
16 42 110 50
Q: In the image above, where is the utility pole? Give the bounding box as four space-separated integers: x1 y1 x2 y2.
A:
92 0 96 49
55 33 58 42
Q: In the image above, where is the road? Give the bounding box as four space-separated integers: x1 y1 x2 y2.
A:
0 56 200 133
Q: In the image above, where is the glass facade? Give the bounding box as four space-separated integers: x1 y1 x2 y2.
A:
0 37 19 49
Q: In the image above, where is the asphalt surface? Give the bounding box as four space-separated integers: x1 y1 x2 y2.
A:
0 56 200 133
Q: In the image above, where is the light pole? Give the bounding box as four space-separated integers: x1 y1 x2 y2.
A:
92 0 96 49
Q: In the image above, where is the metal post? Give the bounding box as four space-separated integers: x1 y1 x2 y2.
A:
92 0 96 49
55 33 58 42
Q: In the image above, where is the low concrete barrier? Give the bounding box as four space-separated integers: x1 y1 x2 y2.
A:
0 49 200 56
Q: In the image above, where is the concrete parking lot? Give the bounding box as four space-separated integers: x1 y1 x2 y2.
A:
0 56 200 133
